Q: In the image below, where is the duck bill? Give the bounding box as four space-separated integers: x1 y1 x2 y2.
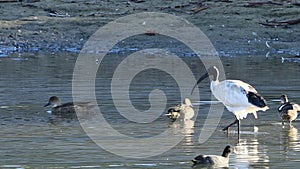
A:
191 72 209 94
44 102 51 107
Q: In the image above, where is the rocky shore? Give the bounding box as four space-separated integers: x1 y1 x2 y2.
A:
0 0 299 57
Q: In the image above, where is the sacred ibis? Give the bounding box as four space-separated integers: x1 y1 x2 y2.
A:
278 94 300 125
191 66 269 134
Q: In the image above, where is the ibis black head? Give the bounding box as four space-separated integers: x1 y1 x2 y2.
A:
191 66 219 94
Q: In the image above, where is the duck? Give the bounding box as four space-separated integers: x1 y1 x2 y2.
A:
192 145 234 167
191 66 269 135
165 105 181 121
165 98 195 121
278 94 300 125
44 96 94 115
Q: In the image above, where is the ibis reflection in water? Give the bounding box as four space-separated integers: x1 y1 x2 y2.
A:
191 66 269 135
278 94 300 125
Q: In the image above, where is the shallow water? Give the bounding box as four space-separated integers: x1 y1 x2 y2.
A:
0 52 299 169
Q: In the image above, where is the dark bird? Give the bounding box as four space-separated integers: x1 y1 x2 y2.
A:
44 96 94 116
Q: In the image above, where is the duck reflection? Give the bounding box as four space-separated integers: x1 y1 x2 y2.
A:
183 119 195 146
168 119 195 137
168 118 195 150
280 125 300 153
192 165 229 169
184 119 195 135
233 138 269 169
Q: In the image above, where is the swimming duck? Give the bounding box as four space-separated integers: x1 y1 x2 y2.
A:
191 66 268 135
278 95 300 125
44 96 94 115
165 98 195 121
192 145 234 167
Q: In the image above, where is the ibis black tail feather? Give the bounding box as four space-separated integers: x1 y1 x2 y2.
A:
247 92 267 108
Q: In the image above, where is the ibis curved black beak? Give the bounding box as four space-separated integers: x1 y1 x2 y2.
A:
191 72 209 95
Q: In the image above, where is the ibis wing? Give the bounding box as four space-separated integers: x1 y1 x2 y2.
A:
222 80 267 107
228 80 258 93
212 80 253 107
246 92 267 108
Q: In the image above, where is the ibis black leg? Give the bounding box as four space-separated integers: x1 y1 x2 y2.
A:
222 119 239 131
237 119 240 137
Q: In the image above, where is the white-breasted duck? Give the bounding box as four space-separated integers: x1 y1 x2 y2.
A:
192 145 234 167
165 98 195 122
278 94 300 125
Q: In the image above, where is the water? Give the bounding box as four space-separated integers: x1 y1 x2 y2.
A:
0 52 299 168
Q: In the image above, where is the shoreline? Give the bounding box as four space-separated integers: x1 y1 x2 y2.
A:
0 0 299 57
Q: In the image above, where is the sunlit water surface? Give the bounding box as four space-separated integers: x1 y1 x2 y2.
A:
0 53 299 169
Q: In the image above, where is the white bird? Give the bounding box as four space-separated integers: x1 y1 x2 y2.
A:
191 66 269 135
278 94 300 125
192 145 234 167
165 98 194 121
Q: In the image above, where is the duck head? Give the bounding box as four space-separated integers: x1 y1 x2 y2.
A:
222 145 234 157
44 96 61 108
280 94 288 104
183 98 193 107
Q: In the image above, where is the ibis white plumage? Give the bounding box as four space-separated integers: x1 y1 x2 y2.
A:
278 94 300 125
191 66 269 134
